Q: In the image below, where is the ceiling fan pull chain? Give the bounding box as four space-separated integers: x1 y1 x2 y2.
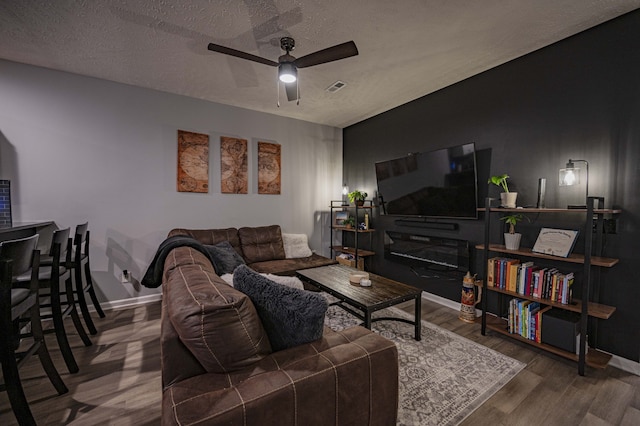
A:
296 80 300 106
277 78 280 108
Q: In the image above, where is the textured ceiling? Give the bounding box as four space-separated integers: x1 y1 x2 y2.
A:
1 1 639 128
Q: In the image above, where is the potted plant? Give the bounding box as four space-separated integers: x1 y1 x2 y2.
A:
500 213 526 250
343 216 356 229
347 190 368 206
488 174 517 208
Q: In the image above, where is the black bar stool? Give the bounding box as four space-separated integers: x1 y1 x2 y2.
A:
18 228 93 374
0 235 68 426
72 223 105 335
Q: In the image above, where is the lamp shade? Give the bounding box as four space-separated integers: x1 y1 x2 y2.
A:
278 63 297 83
559 159 589 209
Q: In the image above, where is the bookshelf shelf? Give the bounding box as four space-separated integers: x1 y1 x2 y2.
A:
474 244 618 267
478 196 619 376
480 315 612 369
477 283 615 319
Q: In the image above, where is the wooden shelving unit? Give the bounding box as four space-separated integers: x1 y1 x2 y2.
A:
478 197 619 375
330 200 376 270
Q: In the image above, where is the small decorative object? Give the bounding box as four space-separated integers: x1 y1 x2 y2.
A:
258 141 281 194
349 272 369 285
488 174 517 208
532 228 580 257
177 130 209 193
347 190 368 206
459 271 481 323
221 136 248 194
501 213 527 250
360 278 372 287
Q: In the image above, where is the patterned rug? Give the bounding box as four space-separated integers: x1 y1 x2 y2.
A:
323 295 525 426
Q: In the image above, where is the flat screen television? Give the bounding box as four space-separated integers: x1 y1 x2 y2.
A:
375 142 478 219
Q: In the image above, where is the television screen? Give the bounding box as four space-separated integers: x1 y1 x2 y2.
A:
375 143 478 219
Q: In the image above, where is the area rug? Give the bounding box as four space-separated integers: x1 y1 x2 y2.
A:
323 295 525 426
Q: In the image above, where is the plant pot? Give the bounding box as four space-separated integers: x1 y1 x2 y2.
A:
504 233 522 250
500 192 518 208
355 200 365 207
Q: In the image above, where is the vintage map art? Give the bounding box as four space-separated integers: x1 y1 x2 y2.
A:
177 130 209 193
258 141 281 195
220 136 248 194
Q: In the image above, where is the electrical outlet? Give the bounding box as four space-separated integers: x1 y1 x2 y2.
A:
121 270 130 283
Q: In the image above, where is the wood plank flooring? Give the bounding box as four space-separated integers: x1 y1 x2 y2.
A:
1 298 638 425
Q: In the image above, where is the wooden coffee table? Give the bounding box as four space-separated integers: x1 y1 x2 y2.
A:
297 264 422 340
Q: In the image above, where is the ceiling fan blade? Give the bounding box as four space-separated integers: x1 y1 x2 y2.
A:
285 82 299 102
294 41 358 69
207 43 279 67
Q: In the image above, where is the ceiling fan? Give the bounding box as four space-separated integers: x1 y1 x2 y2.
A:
207 37 358 103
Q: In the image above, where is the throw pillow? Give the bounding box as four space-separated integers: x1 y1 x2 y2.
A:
204 241 246 275
282 233 313 258
233 265 328 351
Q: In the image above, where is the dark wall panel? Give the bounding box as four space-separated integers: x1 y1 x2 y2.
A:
343 10 640 361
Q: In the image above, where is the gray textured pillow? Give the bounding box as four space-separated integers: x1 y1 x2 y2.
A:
233 265 328 351
204 241 246 275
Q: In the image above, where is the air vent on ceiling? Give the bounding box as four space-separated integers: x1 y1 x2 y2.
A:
326 80 347 93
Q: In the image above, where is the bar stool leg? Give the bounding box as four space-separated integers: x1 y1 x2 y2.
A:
63 273 92 346
74 263 97 335
84 261 105 318
1 349 37 426
30 297 68 395
50 282 79 373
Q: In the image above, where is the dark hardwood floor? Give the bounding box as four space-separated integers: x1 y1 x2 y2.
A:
1 298 638 425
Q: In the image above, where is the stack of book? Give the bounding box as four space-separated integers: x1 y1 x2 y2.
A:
508 299 552 342
487 257 575 304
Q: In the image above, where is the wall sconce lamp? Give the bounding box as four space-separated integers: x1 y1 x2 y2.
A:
342 184 349 206
559 159 588 209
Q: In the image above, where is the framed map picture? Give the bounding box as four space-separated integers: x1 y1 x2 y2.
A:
177 130 209 193
258 141 281 194
220 136 248 194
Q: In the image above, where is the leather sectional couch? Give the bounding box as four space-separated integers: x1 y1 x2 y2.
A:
160 225 400 425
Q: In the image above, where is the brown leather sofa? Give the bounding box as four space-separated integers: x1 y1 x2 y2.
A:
168 225 337 275
160 226 399 425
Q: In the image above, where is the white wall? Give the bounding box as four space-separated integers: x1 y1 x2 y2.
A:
0 59 343 304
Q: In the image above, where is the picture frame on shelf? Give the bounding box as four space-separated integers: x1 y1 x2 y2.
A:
334 211 348 227
532 228 579 258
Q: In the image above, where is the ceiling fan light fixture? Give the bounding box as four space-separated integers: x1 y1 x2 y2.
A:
278 63 297 83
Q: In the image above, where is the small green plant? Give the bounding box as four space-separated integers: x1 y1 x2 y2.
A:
343 216 356 228
488 174 510 193
500 213 528 234
347 190 368 203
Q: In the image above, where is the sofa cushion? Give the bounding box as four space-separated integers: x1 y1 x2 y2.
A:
165 249 271 373
282 233 313 258
233 265 328 351
238 225 286 264
204 241 246 275
168 227 243 257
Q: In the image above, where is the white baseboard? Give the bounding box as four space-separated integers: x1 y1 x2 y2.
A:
421 290 639 377
89 294 162 312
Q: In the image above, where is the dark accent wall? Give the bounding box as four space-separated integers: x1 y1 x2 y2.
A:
344 10 640 362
